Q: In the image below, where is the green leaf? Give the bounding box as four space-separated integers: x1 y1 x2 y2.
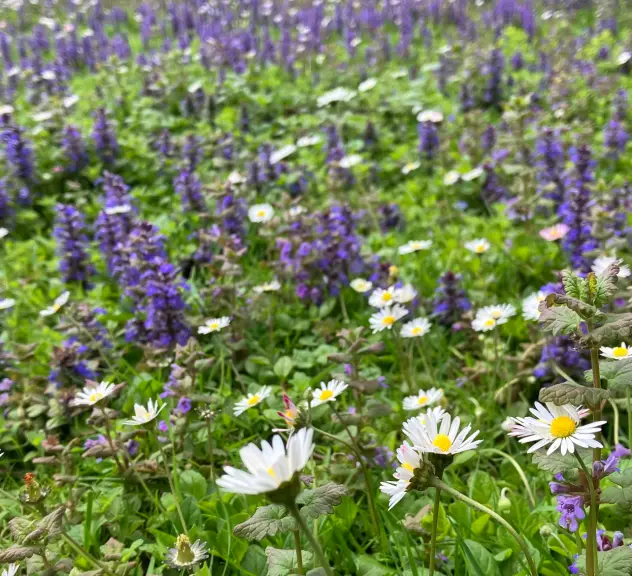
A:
468 471 494 504
233 504 297 542
493 549 513 562
538 305 583 336
577 546 632 576
562 271 588 301
545 293 605 321
462 540 501 576
582 314 632 347
471 514 490 536
265 547 314 576
592 264 620 307
586 359 632 392
356 555 395 576
539 382 609 406
297 483 348 520
531 449 592 474
601 469 632 512
274 356 294 379
179 470 207 501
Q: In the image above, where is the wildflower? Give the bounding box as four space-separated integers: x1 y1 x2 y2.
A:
0 298 15 310
92 108 118 165
403 409 482 455
297 135 322 147
507 402 605 455
539 224 570 241
369 305 408 333
398 240 432 255
403 388 443 411
444 171 460 185
248 203 274 223
234 386 272 416
165 535 209 569
270 144 296 165
124 399 165 426
379 441 422 509
198 317 231 334
216 427 314 495
40 291 70 316
417 110 443 123
317 87 356 108
592 256 631 278
418 121 439 160
393 284 417 304
339 154 362 169
476 304 516 324
62 125 88 173
0 227 7 238
556 495 585 532
70 381 116 407
462 167 484 182
174 169 206 213
54 204 95 287
311 380 348 407
350 278 373 293
253 280 281 294
402 161 420 174
400 318 431 338
358 78 377 92
432 271 471 329
600 342 631 360
1 564 19 576
277 394 300 428
464 238 490 254
522 291 546 321
369 287 396 308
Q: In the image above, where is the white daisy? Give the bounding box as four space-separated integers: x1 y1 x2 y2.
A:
248 203 275 223
296 134 322 148
234 386 272 416
402 161 420 175
124 399 165 426
253 280 281 294
501 417 515 432
339 154 362 169
0 298 16 310
227 171 245 185
350 278 373 293
104 204 132 215
522 291 546 321
0 227 8 239
358 78 377 92
472 315 499 332
70 381 116 407
403 388 443 411
398 240 433 255
40 291 70 316
317 87 356 108
310 379 348 407
461 167 484 181
476 304 516 326
216 427 314 495
507 402 605 456
403 410 482 455
443 171 461 185
617 52 632 66
198 317 231 334
393 284 417 304
416 110 443 123
165 535 209 569
270 144 296 165
400 317 431 338
539 224 569 241
369 286 396 308
592 256 631 279
369 305 408 333
465 238 490 254
418 406 446 425
600 342 632 360
379 441 422 509
1 564 19 576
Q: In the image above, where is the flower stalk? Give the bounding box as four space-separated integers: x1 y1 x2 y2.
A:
286 501 333 576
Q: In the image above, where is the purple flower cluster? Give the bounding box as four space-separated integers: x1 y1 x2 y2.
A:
92 108 118 165
418 121 440 160
603 117 628 158
533 335 590 382
2 126 34 182
535 128 565 210
0 178 12 224
432 271 471 330
54 204 95 288
62 125 89 173
174 169 206 213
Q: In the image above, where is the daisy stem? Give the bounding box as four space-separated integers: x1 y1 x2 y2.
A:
157 441 189 536
574 453 599 576
206 417 215 483
607 399 619 446
286 501 333 576
339 292 349 324
430 478 538 576
492 329 500 392
627 388 632 453
416 339 435 386
100 406 126 474
61 533 118 576
480 449 536 508
293 530 304 575
428 486 441 576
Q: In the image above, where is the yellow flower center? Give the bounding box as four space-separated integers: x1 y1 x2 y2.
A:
247 395 260 406
417 395 428 405
389 265 398 276
89 393 98 403
411 327 423 335
319 390 334 401
433 434 453 453
209 322 219 330
550 416 577 438
491 310 502 319
257 210 266 218
139 409 149 420
175 534 195 564
381 293 393 302
382 315 396 326
613 347 628 358
266 467 276 477
484 319 496 327
402 462 414 472
475 245 485 253
284 409 294 418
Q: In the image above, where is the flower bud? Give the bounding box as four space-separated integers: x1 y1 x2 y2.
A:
539 524 553 537
498 488 511 511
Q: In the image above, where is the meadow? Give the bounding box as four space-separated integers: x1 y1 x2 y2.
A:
0 0 632 575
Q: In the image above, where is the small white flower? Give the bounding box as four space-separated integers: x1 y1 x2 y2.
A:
398 240 432 255
217 427 315 495
165 535 209 569
317 87 356 108
227 171 245 185
522 291 546 321
0 298 16 310
379 441 422 509
416 110 443 123
393 284 417 304
403 388 443 410
465 238 490 254
33 111 53 122
124 399 165 426
418 406 446 425
462 167 484 181
253 280 281 294
234 386 272 416
0 227 8 239
63 94 79 108
350 278 373 293
400 317 431 338
600 342 632 360
443 171 461 185
248 203 275 223
507 402 605 455
70 381 116 407
473 304 516 332
270 144 296 164
369 305 408 333
539 224 569 241
104 204 132 215
617 51 631 66
297 134 322 148
358 78 377 92
402 161 420 175
472 315 499 332
369 287 396 308
501 417 515 432
198 317 231 334
404 409 482 455
1 564 19 576
392 69 407 79
339 154 362 169
592 256 631 279
40 291 70 316
0 105 14 116
310 379 348 407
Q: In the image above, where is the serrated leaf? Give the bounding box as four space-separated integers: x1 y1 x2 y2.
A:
582 314 632 347
538 305 583 336
539 382 609 406
8 518 35 544
233 505 297 542
593 264 620 307
531 449 592 474
265 547 314 576
577 546 632 576
562 270 588 301
600 468 632 512
545 294 605 321
585 359 632 392
297 482 347 519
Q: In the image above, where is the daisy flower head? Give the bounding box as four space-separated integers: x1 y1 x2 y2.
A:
398 240 432 255
124 399 165 426
297 134 322 148
0 298 16 310
368 286 396 308
216 427 315 495
253 280 281 294
461 167 484 182
1 565 19 576
418 406 446 425
104 204 132 215
311 379 348 407
358 77 377 92
277 394 300 428
165 535 209 570
198 317 231 334
507 402 605 455
380 441 422 509
403 409 482 456
477 304 516 325
443 171 460 185
234 386 272 416
400 317 431 338
339 154 363 169
592 256 631 279
270 144 296 165
40 291 70 316
393 283 417 304
417 110 443 123
403 388 443 411
369 305 408 333
600 342 631 360
0 227 8 239
402 161 420 175
522 291 546 321
70 381 116 407
248 203 274 223
465 238 490 254
539 223 570 242
350 278 373 293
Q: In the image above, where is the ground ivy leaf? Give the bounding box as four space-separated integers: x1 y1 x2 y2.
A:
538 305 583 336
546 294 605 320
578 546 632 576
539 382 609 406
296 482 347 520
600 469 632 512
593 264 620 307
586 359 632 392
562 271 588 301
233 504 296 542
265 547 313 576
582 314 632 347
531 449 592 474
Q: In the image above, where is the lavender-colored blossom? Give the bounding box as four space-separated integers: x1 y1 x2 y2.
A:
481 125 496 154
481 163 507 205
183 134 202 170
612 444 631 459
92 108 118 165
0 178 12 223
535 128 565 209
556 495 585 532
54 204 95 287
418 121 439 160
603 118 628 158
62 125 89 173
534 336 590 382
2 127 34 181
174 169 206 213
378 203 404 232
432 271 471 330
177 396 192 414
484 48 504 108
